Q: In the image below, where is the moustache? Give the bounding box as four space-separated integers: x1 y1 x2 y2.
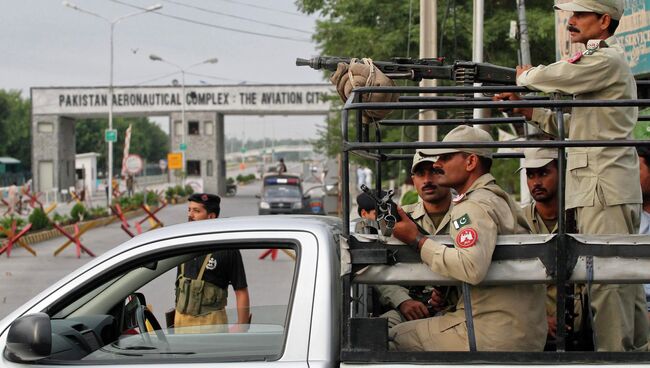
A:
422 184 438 191
567 25 580 33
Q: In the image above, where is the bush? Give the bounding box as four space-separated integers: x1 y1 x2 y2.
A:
184 185 194 196
146 191 159 206
400 190 419 206
131 192 145 207
28 208 51 231
226 177 235 185
52 212 71 225
70 203 89 222
0 215 26 233
175 185 186 197
165 186 176 201
89 206 108 219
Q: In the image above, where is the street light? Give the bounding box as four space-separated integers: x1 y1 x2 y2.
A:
148 54 218 174
63 1 162 207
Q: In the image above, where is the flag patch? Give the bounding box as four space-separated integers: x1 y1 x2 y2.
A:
452 213 471 230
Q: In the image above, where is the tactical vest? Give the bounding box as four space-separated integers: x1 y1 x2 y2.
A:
176 255 227 316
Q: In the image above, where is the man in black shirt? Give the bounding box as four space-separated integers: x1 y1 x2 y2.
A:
174 193 250 330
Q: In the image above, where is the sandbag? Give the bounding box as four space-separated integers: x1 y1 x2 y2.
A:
329 58 398 121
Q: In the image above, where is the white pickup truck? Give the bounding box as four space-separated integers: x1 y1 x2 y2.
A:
2 215 650 367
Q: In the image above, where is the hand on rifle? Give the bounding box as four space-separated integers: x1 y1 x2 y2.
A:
492 92 533 121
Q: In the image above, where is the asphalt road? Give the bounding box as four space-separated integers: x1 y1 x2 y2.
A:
0 180 274 321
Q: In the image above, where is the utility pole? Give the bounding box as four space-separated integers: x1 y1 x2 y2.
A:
418 0 437 142
517 0 531 65
472 0 486 120
517 0 532 206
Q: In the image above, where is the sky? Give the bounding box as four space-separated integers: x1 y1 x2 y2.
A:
0 0 328 141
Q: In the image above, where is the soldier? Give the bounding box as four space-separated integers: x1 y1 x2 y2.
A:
353 191 380 234
174 193 251 331
494 0 648 351
519 148 586 348
376 152 453 327
390 125 547 351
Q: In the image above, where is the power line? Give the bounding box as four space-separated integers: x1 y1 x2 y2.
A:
109 0 312 43
214 0 306 17
161 0 311 34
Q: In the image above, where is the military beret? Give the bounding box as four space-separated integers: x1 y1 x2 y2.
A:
356 190 386 216
188 193 221 208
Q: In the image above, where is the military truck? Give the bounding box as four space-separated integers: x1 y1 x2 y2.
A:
3 76 650 367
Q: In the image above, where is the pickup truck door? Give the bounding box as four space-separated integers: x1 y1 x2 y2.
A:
0 230 319 368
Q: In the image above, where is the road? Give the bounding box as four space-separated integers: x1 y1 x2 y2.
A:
0 180 267 321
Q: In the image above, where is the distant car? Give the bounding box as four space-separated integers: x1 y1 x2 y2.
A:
257 174 310 215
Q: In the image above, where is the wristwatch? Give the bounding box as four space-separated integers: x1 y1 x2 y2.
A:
411 233 426 250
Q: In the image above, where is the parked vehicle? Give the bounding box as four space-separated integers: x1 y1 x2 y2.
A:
256 174 310 215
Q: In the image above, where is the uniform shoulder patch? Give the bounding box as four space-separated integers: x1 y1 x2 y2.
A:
452 213 471 230
567 51 582 64
456 228 478 248
452 193 466 203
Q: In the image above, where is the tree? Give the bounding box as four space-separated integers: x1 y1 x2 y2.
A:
0 90 31 168
297 0 556 190
75 117 169 175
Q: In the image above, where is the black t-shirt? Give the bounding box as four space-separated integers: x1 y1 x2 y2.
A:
179 250 248 290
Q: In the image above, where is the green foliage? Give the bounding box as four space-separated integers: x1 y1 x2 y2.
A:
88 206 108 219
165 186 176 200
175 185 186 197
400 190 419 206
0 215 25 231
52 212 72 225
70 203 89 222
28 208 51 231
131 193 145 207
75 117 169 172
236 174 256 184
146 191 159 206
491 158 521 200
226 177 235 185
0 90 31 167
184 185 194 196
297 0 556 190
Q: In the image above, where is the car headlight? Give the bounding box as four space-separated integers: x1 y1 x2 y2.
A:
260 201 270 209
292 202 303 209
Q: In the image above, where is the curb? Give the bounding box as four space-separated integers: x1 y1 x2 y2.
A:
16 206 155 246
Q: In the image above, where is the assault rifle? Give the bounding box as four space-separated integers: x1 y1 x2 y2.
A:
296 56 516 85
360 184 428 237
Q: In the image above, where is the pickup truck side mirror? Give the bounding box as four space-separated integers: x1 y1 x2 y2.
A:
5 313 52 362
303 194 311 200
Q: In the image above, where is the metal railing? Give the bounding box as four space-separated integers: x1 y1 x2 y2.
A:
339 83 650 362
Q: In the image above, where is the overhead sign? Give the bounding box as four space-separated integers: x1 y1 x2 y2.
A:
32 84 333 116
123 154 144 175
104 129 117 142
167 152 183 170
555 0 650 77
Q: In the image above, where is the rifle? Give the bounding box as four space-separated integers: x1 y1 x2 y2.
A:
296 56 516 85
360 184 428 237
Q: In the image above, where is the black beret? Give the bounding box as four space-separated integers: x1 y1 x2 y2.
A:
356 192 376 213
188 193 221 207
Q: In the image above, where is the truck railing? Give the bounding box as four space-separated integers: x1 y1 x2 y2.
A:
339 83 650 361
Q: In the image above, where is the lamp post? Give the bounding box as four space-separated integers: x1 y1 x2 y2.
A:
63 1 162 207
148 55 218 174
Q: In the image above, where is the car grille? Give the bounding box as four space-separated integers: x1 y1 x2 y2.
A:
270 202 292 209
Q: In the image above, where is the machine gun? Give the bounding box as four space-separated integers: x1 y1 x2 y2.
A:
296 56 516 85
360 184 428 237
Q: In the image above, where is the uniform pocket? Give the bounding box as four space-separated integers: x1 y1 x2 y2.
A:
567 152 588 172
